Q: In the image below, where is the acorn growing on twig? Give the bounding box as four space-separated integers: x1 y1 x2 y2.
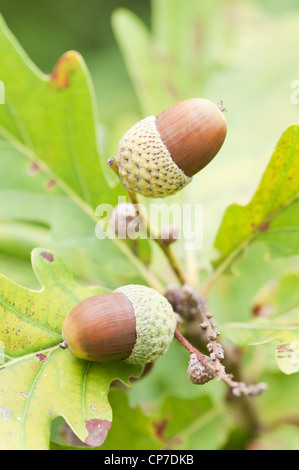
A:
109 98 227 198
62 285 177 365
187 353 216 385
109 202 141 238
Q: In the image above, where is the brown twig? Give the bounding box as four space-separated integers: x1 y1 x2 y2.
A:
107 162 266 398
167 282 267 397
174 328 267 397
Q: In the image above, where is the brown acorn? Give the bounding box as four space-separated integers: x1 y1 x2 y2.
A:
111 98 227 198
62 285 177 365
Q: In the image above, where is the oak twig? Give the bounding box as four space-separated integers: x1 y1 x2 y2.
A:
174 328 267 397
167 284 267 398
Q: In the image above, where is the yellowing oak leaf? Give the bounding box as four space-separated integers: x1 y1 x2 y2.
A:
212 125 299 279
0 248 141 450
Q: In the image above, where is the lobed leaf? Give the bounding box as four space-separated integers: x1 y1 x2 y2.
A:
247 425 299 451
220 270 299 375
0 347 140 450
51 389 232 451
0 14 116 211
0 248 141 449
0 20 154 290
213 125 299 275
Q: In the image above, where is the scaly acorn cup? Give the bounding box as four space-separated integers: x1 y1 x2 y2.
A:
110 98 227 198
62 284 177 365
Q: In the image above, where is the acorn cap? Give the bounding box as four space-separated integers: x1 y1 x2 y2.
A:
115 284 177 364
62 285 177 365
114 98 227 198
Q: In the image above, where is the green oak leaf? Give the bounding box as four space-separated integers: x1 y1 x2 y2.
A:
50 389 232 451
220 317 299 350
220 270 299 375
212 125 299 278
0 13 121 211
0 248 141 450
247 425 299 451
51 388 163 450
0 19 155 290
275 340 299 375
257 370 299 425
150 395 232 450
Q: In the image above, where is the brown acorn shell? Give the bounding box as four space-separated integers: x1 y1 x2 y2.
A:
156 98 227 177
62 293 136 362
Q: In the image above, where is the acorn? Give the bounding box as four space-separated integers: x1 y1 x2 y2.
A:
187 353 216 385
62 284 177 365
111 98 227 198
109 202 143 239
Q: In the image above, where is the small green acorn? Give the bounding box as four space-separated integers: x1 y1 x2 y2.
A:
110 98 227 198
62 284 177 365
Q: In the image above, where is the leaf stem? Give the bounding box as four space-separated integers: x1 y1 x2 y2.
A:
1 344 61 368
127 190 186 285
0 126 165 293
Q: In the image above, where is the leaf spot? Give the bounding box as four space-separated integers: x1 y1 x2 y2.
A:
277 344 293 353
36 353 48 362
259 221 270 232
84 419 112 447
27 161 40 176
46 179 57 191
0 407 11 422
153 418 168 440
40 252 54 262
49 51 80 89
